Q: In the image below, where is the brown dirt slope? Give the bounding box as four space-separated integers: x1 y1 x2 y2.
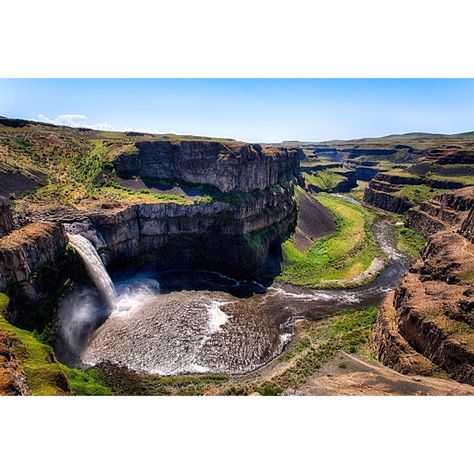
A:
291 189 335 252
291 351 474 396
373 192 474 385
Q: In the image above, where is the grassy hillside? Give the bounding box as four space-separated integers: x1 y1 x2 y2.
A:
0 117 236 206
302 170 346 191
288 131 474 152
0 293 70 395
278 194 381 287
395 225 426 258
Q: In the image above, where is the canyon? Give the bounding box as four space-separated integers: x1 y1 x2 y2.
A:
0 118 473 396
373 187 474 384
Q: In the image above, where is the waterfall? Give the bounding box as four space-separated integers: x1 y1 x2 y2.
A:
67 233 118 309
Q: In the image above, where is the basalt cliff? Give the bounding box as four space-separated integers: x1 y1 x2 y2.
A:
363 171 467 214
373 187 474 385
115 140 301 192
0 123 302 313
0 121 302 395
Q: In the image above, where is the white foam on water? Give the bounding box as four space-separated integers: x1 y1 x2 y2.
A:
270 286 360 304
111 277 161 319
207 300 230 333
184 363 210 374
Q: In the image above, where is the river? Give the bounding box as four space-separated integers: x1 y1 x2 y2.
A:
56 216 409 376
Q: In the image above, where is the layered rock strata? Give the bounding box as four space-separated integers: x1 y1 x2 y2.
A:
56 184 297 277
373 196 474 385
1 138 301 325
114 141 303 192
363 172 467 213
0 199 14 237
405 187 474 238
0 222 68 293
363 175 412 213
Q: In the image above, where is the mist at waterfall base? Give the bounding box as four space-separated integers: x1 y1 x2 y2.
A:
59 221 408 375
57 268 294 374
56 272 161 366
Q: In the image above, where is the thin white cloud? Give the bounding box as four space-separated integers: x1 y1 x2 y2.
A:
34 114 205 137
36 113 115 131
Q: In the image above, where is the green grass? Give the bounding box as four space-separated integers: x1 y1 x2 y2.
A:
0 122 237 207
244 229 265 251
427 174 474 185
303 170 346 191
96 182 198 204
385 168 421 178
99 370 229 396
395 225 426 258
0 292 114 396
0 293 70 395
61 366 112 396
265 307 378 393
278 194 381 287
249 307 379 395
69 142 114 192
396 184 442 206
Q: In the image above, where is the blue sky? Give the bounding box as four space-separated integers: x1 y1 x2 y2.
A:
1 79 473 142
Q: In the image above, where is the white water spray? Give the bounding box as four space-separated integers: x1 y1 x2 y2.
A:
67 233 118 309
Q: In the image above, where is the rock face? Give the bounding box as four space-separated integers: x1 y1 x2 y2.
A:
406 187 474 238
60 185 297 278
0 329 29 395
461 207 474 243
114 141 303 192
373 199 474 385
0 222 69 315
373 293 443 376
330 170 358 193
27 140 302 278
353 166 385 181
363 175 411 213
307 145 421 162
1 136 301 333
0 199 14 237
363 172 467 214
0 222 67 291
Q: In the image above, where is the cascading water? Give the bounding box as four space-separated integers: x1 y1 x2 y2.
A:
56 218 409 375
67 233 118 309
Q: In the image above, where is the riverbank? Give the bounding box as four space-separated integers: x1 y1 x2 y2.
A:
81 305 474 396
278 192 383 288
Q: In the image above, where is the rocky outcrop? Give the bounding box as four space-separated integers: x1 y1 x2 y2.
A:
114 141 303 193
363 177 411 213
363 171 469 214
0 135 301 335
333 170 357 192
373 293 443 376
406 187 474 238
374 172 464 189
306 171 357 194
57 185 297 278
307 145 418 162
461 207 474 243
0 222 69 313
0 329 29 395
0 199 14 237
353 166 385 181
0 222 67 291
373 205 474 385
